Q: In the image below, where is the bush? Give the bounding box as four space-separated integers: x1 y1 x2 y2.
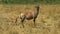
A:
0 0 60 4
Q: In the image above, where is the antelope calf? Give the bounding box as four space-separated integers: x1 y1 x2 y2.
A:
7 17 17 23
20 5 40 28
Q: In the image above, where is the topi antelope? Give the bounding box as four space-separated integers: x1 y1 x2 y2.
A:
20 5 40 28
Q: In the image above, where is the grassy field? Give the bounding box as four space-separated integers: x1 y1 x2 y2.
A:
0 4 60 34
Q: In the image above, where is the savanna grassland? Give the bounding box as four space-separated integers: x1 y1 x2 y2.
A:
0 4 60 34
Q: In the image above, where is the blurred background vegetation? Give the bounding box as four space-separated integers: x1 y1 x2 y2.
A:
0 0 60 4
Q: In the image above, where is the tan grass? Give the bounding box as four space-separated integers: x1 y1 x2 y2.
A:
0 4 60 34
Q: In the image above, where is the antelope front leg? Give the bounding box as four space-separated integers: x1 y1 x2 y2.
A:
21 16 25 28
21 22 24 28
21 19 25 28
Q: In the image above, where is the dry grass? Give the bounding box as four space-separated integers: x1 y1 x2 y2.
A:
0 4 60 34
